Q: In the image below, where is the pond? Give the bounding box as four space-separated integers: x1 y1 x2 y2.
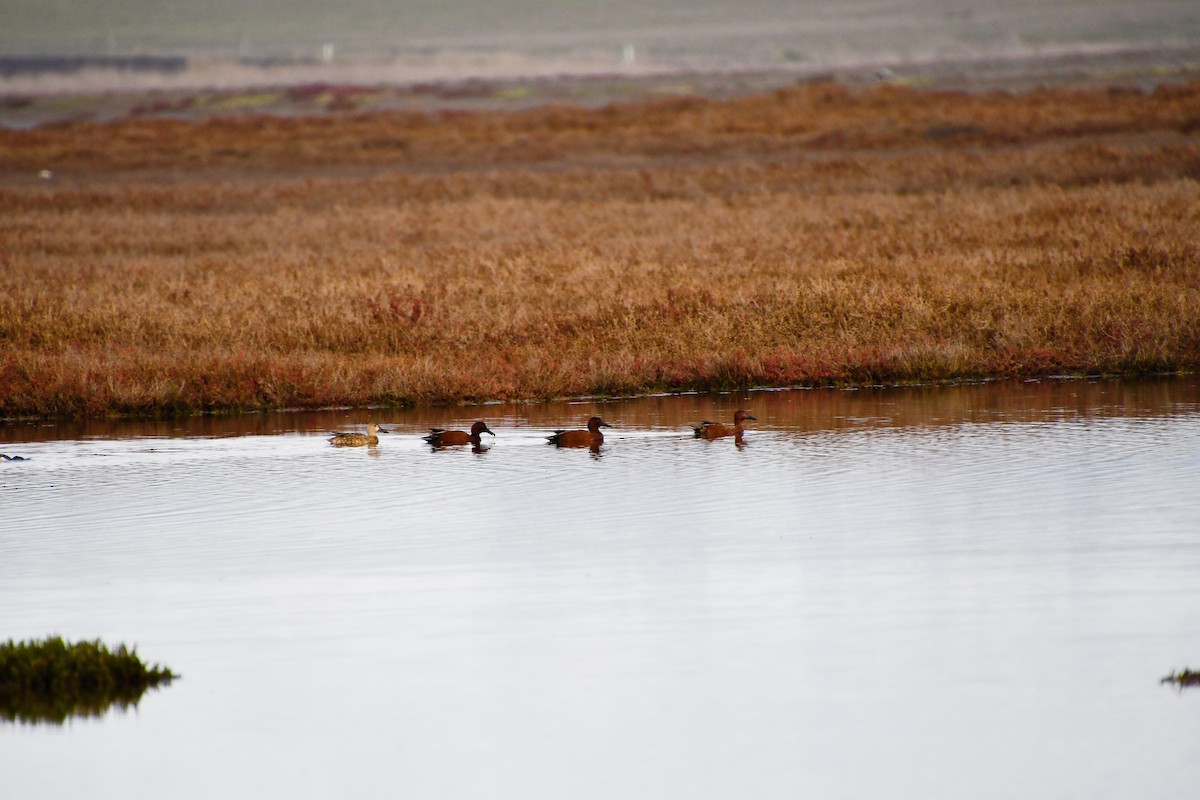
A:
3 377 1199 799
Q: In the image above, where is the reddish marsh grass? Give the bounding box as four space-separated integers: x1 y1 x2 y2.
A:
1 82 1198 417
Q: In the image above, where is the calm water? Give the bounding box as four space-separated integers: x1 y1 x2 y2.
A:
2 378 1199 799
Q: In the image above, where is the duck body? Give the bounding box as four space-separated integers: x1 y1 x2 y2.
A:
329 422 388 447
694 410 756 440
424 421 495 447
547 416 613 447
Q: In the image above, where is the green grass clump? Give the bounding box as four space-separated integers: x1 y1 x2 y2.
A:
0 636 178 724
1161 668 1200 689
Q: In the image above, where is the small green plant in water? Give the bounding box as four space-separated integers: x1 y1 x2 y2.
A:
0 636 178 724
1160 668 1200 689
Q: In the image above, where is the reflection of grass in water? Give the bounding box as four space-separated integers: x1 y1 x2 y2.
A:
0 637 178 725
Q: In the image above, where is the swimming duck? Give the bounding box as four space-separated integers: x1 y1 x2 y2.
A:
424 421 495 447
329 422 388 447
547 416 613 447
694 409 757 440
1 454 29 461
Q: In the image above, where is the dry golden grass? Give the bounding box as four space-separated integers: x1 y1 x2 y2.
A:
1 81 1199 417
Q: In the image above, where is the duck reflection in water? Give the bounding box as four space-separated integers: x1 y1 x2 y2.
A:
694 410 757 441
329 422 388 447
424 421 495 453
547 416 613 452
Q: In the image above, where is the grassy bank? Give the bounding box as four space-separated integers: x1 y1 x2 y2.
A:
2 81 1199 418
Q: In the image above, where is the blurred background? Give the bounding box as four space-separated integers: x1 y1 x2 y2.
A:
2 0 1199 91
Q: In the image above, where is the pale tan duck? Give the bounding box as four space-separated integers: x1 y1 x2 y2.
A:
329 422 388 447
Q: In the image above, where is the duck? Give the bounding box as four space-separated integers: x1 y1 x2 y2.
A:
329 422 388 447
547 416 613 447
424 421 495 447
693 409 757 440
1 454 29 461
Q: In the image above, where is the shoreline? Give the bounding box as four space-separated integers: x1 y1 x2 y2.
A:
3 374 1196 447
3 371 1191 425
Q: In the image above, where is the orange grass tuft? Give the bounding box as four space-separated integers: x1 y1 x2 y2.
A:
1 81 1199 418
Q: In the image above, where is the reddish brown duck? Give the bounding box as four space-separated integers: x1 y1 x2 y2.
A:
547 416 613 447
693 410 756 440
424 421 495 447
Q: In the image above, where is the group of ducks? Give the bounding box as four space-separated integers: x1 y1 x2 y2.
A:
328 410 758 448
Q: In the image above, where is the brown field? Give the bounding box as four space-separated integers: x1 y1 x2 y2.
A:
2 80 1199 418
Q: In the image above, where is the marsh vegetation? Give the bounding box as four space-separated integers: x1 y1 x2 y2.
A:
0 636 177 724
1 81 1198 418
1161 668 1200 688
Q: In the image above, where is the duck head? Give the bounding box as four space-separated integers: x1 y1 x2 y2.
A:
587 416 614 433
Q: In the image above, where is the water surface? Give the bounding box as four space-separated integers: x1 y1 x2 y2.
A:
2 378 1198 799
